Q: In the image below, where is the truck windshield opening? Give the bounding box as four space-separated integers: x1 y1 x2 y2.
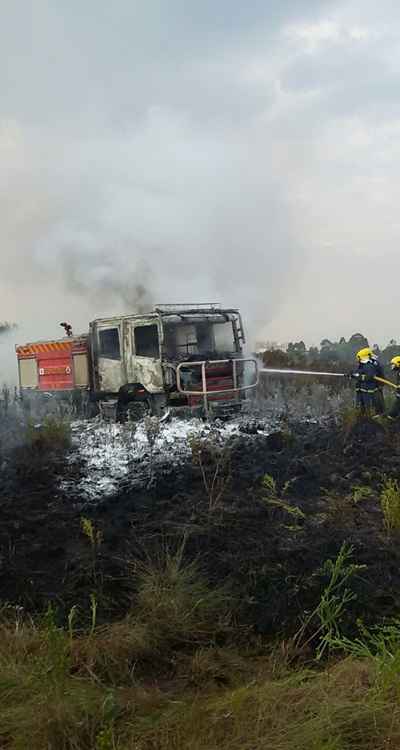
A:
163 320 235 360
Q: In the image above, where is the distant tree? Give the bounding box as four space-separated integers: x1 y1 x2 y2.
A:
319 339 339 364
286 341 307 367
320 348 340 364
262 349 290 368
348 333 369 352
261 330 400 372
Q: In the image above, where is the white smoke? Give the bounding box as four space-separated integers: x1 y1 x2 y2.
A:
0 111 302 386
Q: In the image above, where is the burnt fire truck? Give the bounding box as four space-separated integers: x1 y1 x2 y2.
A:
16 304 258 420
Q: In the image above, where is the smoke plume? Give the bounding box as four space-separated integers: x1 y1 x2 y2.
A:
0 113 301 352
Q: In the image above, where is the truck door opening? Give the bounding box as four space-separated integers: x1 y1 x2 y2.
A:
99 328 121 359
134 324 159 358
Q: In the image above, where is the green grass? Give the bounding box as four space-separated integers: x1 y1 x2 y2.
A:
1 623 400 750
1 552 400 749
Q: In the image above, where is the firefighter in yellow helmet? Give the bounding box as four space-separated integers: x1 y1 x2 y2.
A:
350 347 385 414
387 356 400 420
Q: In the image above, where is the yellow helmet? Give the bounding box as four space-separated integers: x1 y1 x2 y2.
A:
356 347 373 362
391 356 400 370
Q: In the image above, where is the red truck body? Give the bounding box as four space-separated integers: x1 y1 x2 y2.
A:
16 336 89 392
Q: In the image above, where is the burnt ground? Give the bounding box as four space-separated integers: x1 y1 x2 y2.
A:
1 416 400 638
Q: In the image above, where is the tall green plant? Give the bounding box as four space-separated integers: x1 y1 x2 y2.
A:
293 543 366 660
380 478 400 533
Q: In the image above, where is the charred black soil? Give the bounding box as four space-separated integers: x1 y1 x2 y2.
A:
1 416 400 638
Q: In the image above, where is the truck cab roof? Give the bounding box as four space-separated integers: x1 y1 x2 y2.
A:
91 304 241 326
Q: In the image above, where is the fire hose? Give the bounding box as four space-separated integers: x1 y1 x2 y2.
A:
374 376 398 390
261 368 398 389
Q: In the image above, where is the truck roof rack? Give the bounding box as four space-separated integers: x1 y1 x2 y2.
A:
155 303 221 312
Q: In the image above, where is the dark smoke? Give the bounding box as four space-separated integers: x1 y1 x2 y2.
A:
60 249 154 315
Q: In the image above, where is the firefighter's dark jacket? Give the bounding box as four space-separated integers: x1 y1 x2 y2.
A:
355 359 384 392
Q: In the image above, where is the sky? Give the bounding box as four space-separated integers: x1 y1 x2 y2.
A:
1 0 400 377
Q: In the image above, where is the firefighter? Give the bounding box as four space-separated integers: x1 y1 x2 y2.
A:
350 347 385 414
387 356 400 421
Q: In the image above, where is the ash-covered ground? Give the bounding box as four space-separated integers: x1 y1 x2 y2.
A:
62 414 275 503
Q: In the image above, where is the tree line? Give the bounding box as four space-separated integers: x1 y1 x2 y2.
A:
260 333 400 372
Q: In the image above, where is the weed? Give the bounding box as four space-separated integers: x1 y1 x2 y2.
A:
325 485 374 522
90 593 98 635
293 543 366 660
351 485 374 504
67 605 79 642
328 618 400 696
96 725 116 750
81 517 103 549
133 541 231 650
262 473 278 499
72 546 232 684
261 473 305 525
81 517 103 588
190 435 232 511
39 604 71 685
380 477 400 533
265 498 305 519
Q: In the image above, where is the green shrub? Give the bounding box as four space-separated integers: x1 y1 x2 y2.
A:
380 478 400 532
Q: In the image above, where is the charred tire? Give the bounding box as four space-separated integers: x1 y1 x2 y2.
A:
117 385 169 423
116 399 151 423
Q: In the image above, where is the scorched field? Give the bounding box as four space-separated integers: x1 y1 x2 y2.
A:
1 382 400 750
